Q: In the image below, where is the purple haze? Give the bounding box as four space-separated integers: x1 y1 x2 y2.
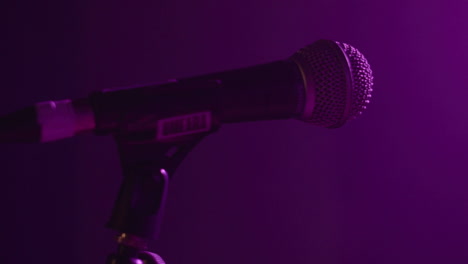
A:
2 0 467 263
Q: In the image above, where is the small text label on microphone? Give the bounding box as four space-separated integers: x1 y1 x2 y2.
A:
157 112 212 141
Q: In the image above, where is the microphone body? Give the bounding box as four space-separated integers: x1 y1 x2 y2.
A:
94 60 305 143
1 60 304 143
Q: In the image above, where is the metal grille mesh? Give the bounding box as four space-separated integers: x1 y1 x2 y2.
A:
290 40 374 128
337 41 374 120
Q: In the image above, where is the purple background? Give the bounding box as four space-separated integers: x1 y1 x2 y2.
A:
2 0 467 263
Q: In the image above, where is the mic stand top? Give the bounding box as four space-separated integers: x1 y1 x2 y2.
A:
105 127 216 264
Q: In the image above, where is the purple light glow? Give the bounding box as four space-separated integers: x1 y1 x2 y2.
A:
2 0 467 264
160 168 169 178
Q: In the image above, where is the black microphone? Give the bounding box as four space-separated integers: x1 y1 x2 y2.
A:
0 40 373 143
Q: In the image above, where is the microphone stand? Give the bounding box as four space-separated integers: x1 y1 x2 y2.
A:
105 131 211 264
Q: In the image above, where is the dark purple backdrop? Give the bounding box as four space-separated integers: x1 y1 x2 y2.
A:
2 0 467 263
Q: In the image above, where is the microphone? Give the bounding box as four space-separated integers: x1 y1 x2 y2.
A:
0 40 373 143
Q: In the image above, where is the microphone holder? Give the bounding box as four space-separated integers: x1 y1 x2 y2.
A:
105 130 212 264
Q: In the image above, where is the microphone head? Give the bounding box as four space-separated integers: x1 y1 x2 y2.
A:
290 40 374 128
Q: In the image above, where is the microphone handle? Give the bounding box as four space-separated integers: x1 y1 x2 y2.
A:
0 60 304 143
90 60 305 135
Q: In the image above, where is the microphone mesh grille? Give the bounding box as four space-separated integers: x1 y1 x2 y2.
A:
290 40 374 128
337 42 374 121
